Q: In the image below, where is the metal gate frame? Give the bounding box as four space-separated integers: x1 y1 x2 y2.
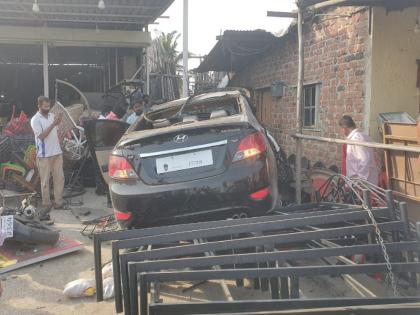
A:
94 204 361 301
148 298 420 315
138 262 420 315
92 194 420 315
113 206 393 313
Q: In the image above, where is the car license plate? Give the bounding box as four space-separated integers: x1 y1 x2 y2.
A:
0 215 13 245
156 150 213 174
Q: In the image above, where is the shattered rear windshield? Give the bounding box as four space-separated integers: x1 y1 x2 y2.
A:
182 98 240 119
138 96 241 130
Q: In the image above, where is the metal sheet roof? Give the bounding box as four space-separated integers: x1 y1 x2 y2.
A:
298 0 420 10
0 0 174 30
196 30 277 73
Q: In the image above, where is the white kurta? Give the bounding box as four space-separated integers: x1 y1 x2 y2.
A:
346 129 379 185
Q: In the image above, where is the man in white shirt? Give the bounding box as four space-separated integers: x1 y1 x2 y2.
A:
339 115 379 185
30 96 65 220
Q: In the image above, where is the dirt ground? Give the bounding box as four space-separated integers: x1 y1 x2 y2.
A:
0 189 355 315
1 189 116 315
1 189 418 315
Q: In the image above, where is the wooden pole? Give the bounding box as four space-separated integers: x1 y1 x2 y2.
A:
294 133 420 154
295 3 304 204
309 0 350 11
267 11 297 18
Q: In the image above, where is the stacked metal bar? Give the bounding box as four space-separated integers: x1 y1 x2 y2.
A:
93 196 420 315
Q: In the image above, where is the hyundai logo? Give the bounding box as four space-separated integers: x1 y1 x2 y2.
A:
174 134 188 144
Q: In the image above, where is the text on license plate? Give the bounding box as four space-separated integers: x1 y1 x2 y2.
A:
156 150 213 174
1 215 14 238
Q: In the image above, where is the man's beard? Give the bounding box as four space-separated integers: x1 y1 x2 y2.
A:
40 108 49 115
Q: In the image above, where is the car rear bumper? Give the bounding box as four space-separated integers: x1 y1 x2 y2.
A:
109 158 275 229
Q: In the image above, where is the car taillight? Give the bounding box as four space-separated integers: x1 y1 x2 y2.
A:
114 209 132 221
233 132 267 162
250 187 270 201
109 155 138 180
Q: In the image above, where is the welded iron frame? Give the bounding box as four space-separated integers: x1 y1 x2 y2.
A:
92 197 420 315
112 207 393 313
148 298 420 315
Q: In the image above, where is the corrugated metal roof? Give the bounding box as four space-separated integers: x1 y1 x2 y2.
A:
197 0 419 73
298 0 420 9
0 0 174 30
196 30 277 73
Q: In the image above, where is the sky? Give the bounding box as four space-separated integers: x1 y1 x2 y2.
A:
152 0 297 67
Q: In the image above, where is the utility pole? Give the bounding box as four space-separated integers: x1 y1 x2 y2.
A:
267 2 304 204
295 2 304 204
182 0 189 97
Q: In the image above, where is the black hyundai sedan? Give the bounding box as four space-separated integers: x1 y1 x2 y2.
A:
86 89 278 229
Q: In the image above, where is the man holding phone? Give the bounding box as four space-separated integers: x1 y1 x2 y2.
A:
30 96 65 221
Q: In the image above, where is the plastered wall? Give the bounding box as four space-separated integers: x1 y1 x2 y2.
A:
370 7 420 140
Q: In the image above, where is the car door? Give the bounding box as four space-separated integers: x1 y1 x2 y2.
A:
85 119 129 184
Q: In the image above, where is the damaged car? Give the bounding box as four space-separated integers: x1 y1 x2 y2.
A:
86 89 278 229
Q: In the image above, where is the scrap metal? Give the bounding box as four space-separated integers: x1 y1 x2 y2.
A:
92 187 420 315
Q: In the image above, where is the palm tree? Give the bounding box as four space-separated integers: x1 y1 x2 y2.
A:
147 31 182 100
158 31 181 63
147 31 196 100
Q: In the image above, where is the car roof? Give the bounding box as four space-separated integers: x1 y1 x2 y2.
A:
149 90 243 113
119 113 248 145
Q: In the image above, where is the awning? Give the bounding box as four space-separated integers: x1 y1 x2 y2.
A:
0 0 173 30
0 0 174 47
196 30 277 73
0 25 151 47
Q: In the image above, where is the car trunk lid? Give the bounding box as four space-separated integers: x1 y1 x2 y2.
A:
122 122 252 185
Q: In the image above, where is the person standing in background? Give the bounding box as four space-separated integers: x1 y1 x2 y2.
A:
30 96 65 222
106 104 126 121
126 98 144 125
339 115 379 185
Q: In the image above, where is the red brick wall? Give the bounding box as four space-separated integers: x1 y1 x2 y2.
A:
230 7 370 169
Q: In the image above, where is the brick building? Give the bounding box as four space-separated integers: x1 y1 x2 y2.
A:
198 5 420 170
232 6 370 168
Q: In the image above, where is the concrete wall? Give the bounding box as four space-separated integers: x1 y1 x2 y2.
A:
370 7 420 140
230 7 370 168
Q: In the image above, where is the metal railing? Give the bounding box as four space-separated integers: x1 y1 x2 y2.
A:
293 133 420 204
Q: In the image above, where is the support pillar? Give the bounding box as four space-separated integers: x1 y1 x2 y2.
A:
115 47 119 85
107 48 111 89
145 25 150 95
42 42 49 97
182 0 189 97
